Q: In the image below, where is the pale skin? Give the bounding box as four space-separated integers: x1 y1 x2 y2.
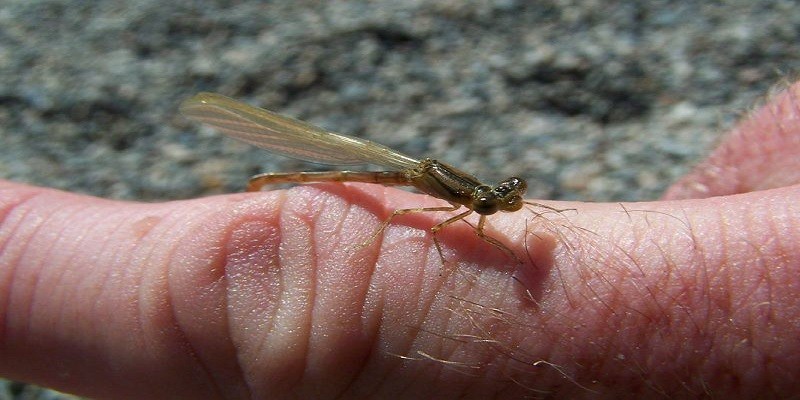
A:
1 83 799 399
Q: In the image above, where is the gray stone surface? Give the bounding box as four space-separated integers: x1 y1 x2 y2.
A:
3 1 796 203
1 0 798 397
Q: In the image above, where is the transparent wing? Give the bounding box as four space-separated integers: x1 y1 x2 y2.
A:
180 92 419 170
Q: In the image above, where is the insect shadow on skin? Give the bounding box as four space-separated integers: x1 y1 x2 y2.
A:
247 171 575 271
269 182 545 272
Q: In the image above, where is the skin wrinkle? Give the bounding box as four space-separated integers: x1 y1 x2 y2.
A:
239 232 271 399
772 198 798 270
633 240 672 328
17 199 90 385
360 231 428 395
332 217 385 396
50 204 114 366
168 198 275 399
439 281 496 386
225 236 268 400
389 250 442 397
225 222 280 399
55 206 119 376
561 230 610 312
715 204 734 317
97 213 159 392
312 190 360 398
255 193 287 345
562 206 700 393
127 209 163 358
277 194 318 396
454 300 529 392
346 184 410 398
377 244 430 392
412 242 447 321
683 218 719 373
571 236 623 322
307 189 367 397
346 231 402 396
135 209 173 357
59 206 110 272
19 198 58 344
251 201 306 392
715 205 774 392
682 209 713 340
648 211 697 327
738 299 768 387
606 210 662 314
242 218 287 395
131 215 162 240
548 245 577 310
165 266 227 397
148 208 234 399
421 253 469 328
413 271 536 395
645 246 684 326
247 217 278 360
655 241 704 336
29 201 89 334
433 278 475 372
738 210 764 306
764 201 800 323
93 206 144 363
217 201 282 398
478 289 542 377
0 190 47 346
332 208 385 399
748 213 791 382
135 212 177 330
744 238 775 327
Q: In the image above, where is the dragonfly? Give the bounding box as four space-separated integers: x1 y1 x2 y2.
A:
180 92 536 262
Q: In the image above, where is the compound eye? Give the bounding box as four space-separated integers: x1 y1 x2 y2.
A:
492 179 526 212
474 198 498 214
502 177 527 193
472 185 499 215
504 195 523 212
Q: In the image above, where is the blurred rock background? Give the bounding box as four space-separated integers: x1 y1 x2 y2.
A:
1 1 798 398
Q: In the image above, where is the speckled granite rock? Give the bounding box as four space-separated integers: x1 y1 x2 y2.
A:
2 1 796 204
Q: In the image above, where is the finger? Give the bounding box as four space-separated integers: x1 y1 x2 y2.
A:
0 181 267 398
506 186 800 397
663 81 800 199
0 180 442 399
2 180 799 398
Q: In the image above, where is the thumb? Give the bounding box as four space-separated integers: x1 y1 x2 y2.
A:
663 82 800 199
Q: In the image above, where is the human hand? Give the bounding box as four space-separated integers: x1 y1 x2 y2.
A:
1 84 798 399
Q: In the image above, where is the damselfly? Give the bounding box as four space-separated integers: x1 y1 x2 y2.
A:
180 92 535 262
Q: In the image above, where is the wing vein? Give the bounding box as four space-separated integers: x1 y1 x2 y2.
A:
180 92 419 169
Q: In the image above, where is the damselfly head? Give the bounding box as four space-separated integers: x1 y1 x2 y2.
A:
495 177 527 212
471 177 527 215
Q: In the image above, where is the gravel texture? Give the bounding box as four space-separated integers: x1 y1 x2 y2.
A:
1 0 798 397
3 1 797 203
